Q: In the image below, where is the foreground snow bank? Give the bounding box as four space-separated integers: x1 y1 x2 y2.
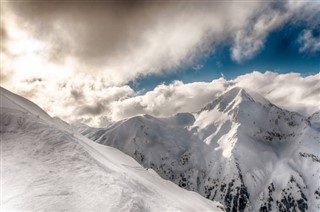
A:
0 87 224 212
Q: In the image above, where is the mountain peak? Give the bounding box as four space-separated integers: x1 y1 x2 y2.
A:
200 87 269 112
222 87 253 101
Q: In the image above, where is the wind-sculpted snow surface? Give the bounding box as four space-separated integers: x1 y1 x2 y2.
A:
81 87 320 212
0 87 224 212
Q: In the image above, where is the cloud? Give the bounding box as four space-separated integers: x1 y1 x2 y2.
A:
2 71 319 127
298 30 320 53
3 0 319 86
2 72 134 127
231 1 320 62
70 89 84 101
234 72 320 116
0 22 8 53
231 2 290 62
109 72 319 123
77 103 106 116
1 2 319 127
110 79 230 121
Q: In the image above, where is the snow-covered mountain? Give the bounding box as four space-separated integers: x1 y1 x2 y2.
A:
0 87 224 212
80 87 320 212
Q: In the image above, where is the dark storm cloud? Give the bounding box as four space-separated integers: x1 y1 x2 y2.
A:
4 0 264 78
5 0 173 64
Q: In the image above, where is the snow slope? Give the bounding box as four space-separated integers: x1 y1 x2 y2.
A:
81 87 320 212
0 87 224 212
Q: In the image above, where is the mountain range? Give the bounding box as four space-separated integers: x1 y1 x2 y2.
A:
79 87 320 212
1 86 319 211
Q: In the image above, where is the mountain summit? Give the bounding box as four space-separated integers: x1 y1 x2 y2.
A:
200 87 269 112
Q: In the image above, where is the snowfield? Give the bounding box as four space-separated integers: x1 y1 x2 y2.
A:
0 87 224 212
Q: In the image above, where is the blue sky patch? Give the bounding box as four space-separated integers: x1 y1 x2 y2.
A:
130 23 320 93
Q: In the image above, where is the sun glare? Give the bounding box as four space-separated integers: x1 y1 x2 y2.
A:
6 21 44 56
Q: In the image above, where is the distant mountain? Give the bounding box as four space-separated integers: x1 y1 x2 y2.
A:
0 87 223 212
80 87 320 212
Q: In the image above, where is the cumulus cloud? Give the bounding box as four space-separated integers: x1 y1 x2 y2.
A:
3 72 134 127
110 79 230 121
109 72 320 123
234 72 320 116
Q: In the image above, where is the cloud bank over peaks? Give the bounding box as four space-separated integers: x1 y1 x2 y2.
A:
4 73 134 127
110 72 320 124
4 71 318 127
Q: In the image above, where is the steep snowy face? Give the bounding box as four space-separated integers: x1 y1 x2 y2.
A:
81 87 320 212
192 86 312 161
81 114 208 184
191 87 320 211
309 111 320 131
191 88 271 155
1 87 224 212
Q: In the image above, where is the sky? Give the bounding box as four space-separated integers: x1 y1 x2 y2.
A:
130 22 320 92
1 0 320 127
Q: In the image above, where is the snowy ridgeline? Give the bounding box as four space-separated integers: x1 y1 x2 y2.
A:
0 87 224 212
79 87 320 212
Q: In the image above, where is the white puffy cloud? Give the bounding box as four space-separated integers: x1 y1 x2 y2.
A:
3 72 134 127
234 71 320 116
110 79 230 121
110 71 320 123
